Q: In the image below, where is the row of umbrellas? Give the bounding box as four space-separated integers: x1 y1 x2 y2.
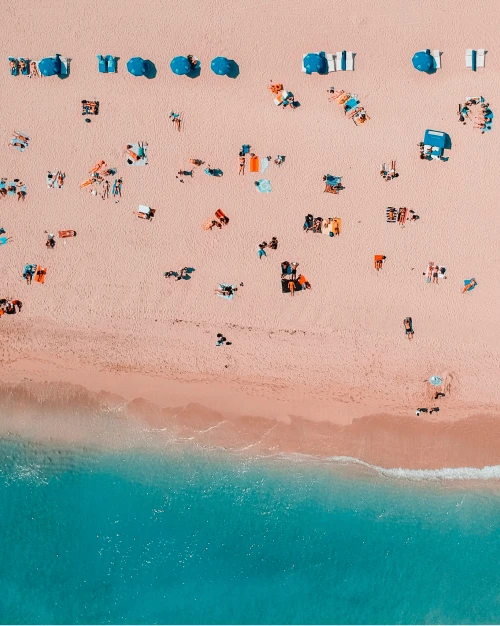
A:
36 54 234 77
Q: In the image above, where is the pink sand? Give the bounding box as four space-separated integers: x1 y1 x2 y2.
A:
1 0 500 469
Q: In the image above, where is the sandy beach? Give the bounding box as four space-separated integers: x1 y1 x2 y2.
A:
1 0 500 471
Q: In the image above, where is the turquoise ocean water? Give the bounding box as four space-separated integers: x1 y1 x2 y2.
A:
1 438 500 625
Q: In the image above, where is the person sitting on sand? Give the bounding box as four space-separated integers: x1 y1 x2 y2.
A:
238 152 245 175
45 232 56 248
403 317 414 340
268 237 278 250
281 261 290 278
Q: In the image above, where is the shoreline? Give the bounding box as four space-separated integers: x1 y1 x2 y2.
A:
1 362 500 474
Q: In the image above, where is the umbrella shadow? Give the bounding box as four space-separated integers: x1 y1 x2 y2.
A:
181 268 196 280
226 60 239 79
144 61 157 79
187 63 201 79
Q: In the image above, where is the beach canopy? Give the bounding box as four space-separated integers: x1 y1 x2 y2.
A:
429 376 443 386
412 50 433 72
423 129 448 148
211 56 230 76
38 55 61 76
170 56 191 76
303 53 326 75
127 57 147 76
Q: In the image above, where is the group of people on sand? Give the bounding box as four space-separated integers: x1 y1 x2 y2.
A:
379 161 398 181
280 261 311 295
165 267 189 281
424 262 447 284
0 178 26 201
457 98 492 132
206 209 229 230
323 174 343 194
0 298 22 316
327 89 370 125
257 237 278 258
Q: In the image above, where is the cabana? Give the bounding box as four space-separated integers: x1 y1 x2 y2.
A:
423 129 450 159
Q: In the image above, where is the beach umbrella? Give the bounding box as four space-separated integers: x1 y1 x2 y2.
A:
38 55 61 76
256 179 272 193
429 376 443 386
127 57 147 76
170 56 191 76
211 56 230 76
303 53 326 75
412 50 433 72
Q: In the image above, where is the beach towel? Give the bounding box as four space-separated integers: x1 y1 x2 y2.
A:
7 183 16 196
58 230 76 238
106 55 117 73
374 255 385 270
126 143 148 166
217 284 236 300
337 93 350 106
331 218 342 235
256 179 271 193
0 237 10 246
463 279 477 292
249 155 259 173
202 218 215 231
0 180 5 191
261 157 270 173
34 266 47 284
386 207 397 222
281 278 302 293
215 209 226 220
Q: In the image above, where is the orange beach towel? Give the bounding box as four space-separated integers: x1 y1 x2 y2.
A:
249 155 259 173
34 266 47 284
89 160 105 174
215 209 226 220
58 230 76 238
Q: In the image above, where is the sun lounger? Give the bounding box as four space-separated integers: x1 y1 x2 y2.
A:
345 51 354 71
326 53 336 72
476 49 485 68
34 266 47 284
386 207 397 222
336 51 345 71
59 56 69 76
97 54 107 73
249 155 259 172
432 50 441 69
466 49 476 71
106 55 117 72
9 57 19 76
58 230 77 238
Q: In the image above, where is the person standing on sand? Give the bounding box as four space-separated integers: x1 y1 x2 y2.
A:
258 243 267 259
288 280 295 296
239 152 245 175
290 262 299 279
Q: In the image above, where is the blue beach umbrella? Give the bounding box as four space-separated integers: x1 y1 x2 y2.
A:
256 179 272 193
170 56 191 76
412 50 433 72
38 55 61 76
303 53 326 75
127 57 147 76
211 56 230 76
429 375 443 386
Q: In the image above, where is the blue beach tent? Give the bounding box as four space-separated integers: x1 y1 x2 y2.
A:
211 56 230 75
38 55 61 76
412 50 433 72
303 53 326 75
170 56 191 75
127 57 147 76
423 129 448 148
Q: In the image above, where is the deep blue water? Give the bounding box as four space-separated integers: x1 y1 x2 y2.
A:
1 439 500 625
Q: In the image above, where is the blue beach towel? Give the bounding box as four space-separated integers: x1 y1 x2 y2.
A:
256 179 272 193
463 279 477 292
217 284 236 300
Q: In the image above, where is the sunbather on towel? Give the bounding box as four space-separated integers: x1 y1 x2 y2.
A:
462 278 477 293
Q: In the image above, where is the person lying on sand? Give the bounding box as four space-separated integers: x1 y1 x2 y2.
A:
45 232 56 248
176 267 188 281
189 158 204 166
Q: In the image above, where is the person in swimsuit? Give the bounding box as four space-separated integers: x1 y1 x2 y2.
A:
462 278 477 293
268 237 278 250
238 152 245 175
288 280 295 296
281 261 290 278
404 317 414 340
432 266 439 284
290 262 299 279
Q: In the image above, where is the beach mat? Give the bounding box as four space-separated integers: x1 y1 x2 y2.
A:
249 155 259 173
281 278 303 293
386 207 397 222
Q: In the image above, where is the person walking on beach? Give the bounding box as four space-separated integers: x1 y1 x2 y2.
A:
176 267 188 280
258 243 267 259
238 152 245 175
288 280 295 296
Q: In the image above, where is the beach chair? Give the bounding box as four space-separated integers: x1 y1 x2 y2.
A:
476 49 485 68
432 50 441 69
345 51 354 71
302 54 307 73
466 49 476 71
326 53 336 72
336 51 345 71
97 55 107 73
386 207 397 223
59 56 69 76
106 55 117 72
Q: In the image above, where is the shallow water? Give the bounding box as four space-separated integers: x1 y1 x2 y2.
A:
1 438 500 624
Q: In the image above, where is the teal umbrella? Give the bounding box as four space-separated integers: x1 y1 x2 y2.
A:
170 56 191 75
39 55 61 76
412 50 433 72
127 57 147 76
211 56 230 76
